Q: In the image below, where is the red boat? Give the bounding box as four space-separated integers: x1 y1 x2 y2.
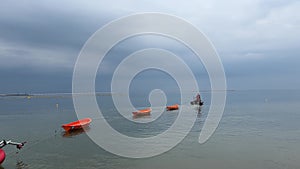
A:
166 104 179 111
132 108 151 117
62 118 92 131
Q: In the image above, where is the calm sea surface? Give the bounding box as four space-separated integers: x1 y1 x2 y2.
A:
0 90 300 169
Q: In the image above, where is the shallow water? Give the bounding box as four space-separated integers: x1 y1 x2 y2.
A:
0 90 300 169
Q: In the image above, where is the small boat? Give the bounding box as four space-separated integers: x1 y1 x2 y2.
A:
190 100 204 106
62 118 92 131
132 108 151 117
166 104 179 111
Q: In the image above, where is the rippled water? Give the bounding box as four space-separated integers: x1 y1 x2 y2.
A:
0 90 300 169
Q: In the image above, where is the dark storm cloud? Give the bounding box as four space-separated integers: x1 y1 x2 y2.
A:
0 8 97 50
0 0 122 71
0 67 72 93
0 0 299 92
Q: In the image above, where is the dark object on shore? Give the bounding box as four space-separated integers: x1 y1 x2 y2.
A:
3 93 31 97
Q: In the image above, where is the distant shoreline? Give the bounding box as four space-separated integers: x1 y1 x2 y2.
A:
2 89 297 98
0 93 32 97
0 90 232 98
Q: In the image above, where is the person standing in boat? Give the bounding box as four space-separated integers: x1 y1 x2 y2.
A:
191 93 204 106
195 93 204 106
196 93 201 102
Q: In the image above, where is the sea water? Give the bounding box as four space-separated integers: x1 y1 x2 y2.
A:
0 90 300 169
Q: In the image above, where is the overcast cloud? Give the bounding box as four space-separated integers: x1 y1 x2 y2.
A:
0 0 299 92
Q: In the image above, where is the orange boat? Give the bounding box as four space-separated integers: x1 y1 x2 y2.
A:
132 108 151 117
62 118 92 131
166 104 179 111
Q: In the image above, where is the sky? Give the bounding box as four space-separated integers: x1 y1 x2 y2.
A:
1 0 300 93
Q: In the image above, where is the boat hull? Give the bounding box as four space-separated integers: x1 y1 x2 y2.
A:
62 118 92 131
166 104 179 111
132 108 151 117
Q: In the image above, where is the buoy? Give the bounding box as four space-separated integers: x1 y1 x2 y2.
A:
0 149 6 164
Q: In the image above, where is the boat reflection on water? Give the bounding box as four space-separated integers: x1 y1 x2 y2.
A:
197 108 203 119
62 126 91 138
192 105 202 114
197 106 202 114
132 114 151 120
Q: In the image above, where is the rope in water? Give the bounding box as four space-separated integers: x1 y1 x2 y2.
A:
5 128 62 157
